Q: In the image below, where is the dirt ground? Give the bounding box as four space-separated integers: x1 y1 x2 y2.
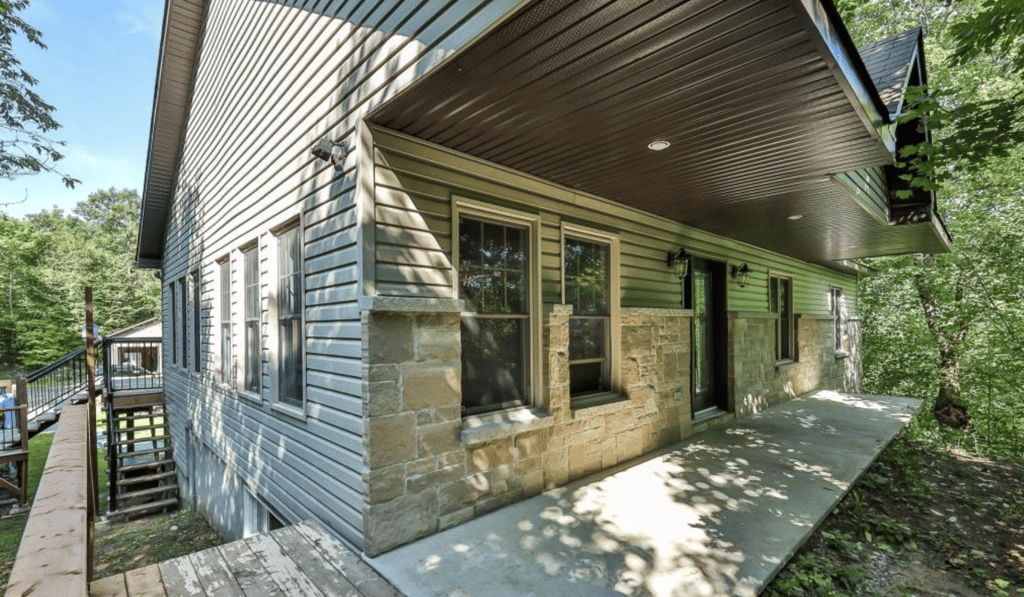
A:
764 435 1024 597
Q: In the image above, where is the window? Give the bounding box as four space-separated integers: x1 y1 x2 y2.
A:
242 246 260 394
830 287 845 352
276 225 303 408
219 259 232 384
170 282 178 366
769 275 794 361
191 270 201 373
457 212 533 415
563 232 618 400
178 276 187 367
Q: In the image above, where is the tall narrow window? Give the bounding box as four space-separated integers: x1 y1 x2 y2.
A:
170 282 178 366
769 275 794 361
192 270 201 373
564 237 610 397
276 226 303 408
458 215 530 415
219 259 232 384
830 287 845 352
243 246 260 394
178 276 187 367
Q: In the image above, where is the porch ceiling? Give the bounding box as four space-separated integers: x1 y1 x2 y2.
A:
369 0 946 264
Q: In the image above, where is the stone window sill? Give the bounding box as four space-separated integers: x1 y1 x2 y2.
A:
461 407 553 445
834 350 850 360
775 359 798 371
570 392 628 415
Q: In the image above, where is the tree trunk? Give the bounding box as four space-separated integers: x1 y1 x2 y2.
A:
934 345 971 429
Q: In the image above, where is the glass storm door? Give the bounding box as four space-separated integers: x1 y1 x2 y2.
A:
692 263 716 414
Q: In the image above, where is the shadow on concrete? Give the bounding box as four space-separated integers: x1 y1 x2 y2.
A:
368 391 920 597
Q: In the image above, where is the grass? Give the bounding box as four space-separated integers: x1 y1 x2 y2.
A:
0 432 54 587
93 510 221 578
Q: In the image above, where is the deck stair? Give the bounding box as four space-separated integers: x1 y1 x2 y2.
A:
107 397 178 519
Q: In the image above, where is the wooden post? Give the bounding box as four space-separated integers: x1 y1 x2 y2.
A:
15 375 26 408
84 288 100 529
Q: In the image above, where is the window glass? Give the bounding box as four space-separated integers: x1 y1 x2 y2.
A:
830 287 844 352
219 260 231 384
243 247 260 394
459 216 529 414
565 237 610 396
178 276 187 367
277 226 303 407
170 282 177 365
192 271 201 373
770 276 794 361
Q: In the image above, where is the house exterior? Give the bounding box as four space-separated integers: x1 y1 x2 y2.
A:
136 0 948 556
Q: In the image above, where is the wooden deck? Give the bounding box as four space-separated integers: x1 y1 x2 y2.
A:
90 521 402 597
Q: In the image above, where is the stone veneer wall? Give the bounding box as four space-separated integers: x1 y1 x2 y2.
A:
728 313 863 417
361 302 691 556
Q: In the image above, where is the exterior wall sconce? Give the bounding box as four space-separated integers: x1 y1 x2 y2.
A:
732 263 751 287
667 248 691 280
311 137 348 169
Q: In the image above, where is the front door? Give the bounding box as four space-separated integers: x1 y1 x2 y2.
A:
690 258 725 416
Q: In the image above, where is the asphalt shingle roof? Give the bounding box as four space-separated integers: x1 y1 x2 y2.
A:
857 27 922 115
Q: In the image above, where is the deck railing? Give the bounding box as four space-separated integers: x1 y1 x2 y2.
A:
102 337 163 396
23 342 100 422
4 403 95 597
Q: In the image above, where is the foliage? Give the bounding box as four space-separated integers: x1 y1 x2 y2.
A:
839 0 1024 459
765 435 1024 597
0 188 160 371
0 0 77 190
838 0 1024 192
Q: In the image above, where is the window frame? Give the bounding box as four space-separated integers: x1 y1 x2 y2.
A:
269 219 305 413
239 241 261 400
452 197 542 416
560 223 621 407
769 274 795 362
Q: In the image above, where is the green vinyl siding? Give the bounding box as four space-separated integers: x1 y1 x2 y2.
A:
371 126 859 318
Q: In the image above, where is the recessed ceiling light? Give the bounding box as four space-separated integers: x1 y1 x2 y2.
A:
648 140 671 151
788 214 803 220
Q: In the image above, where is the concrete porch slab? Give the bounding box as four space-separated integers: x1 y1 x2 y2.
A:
366 391 922 597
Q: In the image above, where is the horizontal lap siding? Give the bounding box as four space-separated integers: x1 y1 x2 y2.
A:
372 126 859 316
161 0 521 549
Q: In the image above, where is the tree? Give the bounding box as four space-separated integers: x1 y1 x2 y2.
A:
841 1 1024 446
0 0 78 190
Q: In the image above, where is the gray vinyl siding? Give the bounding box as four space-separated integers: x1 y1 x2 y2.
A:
160 0 523 549
371 126 859 316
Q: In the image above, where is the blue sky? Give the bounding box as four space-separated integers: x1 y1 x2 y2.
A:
0 0 162 218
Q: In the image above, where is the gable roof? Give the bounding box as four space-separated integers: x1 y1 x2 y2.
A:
857 27 924 116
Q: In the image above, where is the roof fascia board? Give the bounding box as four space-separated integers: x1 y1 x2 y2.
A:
790 0 896 159
136 0 208 268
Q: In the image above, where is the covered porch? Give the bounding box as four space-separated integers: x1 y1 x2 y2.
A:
367 390 921 597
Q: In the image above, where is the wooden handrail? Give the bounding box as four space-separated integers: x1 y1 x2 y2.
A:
4 403 94 597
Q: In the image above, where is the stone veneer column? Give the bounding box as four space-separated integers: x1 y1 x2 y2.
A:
362 302 465 556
